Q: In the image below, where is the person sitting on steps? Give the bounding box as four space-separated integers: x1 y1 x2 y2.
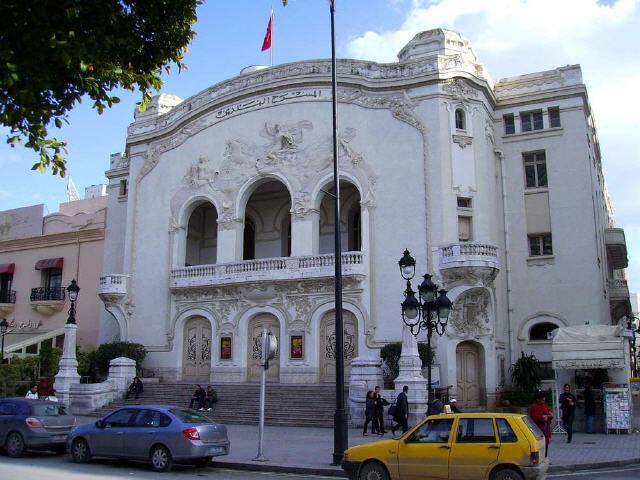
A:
125 376 143 400
203 385 217 411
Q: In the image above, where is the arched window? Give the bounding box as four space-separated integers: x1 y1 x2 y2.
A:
185 202 218 266
529 322 558 341
455 108 466 130
243 219 256 260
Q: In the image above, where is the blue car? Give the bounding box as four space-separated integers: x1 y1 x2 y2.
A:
67 405 230 472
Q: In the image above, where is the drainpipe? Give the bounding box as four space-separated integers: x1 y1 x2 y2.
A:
496 150 514 369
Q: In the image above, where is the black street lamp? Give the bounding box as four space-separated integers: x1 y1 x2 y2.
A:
0 318 8 363
626 316 639 377
398 249 453 405
66 280 80 324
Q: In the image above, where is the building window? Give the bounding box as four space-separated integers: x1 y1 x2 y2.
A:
348 205 362 251
524 151 547 188
521 111 543 132
455 109 466 130
457 197 472 209
529 322 558 341
243 219 256 260
503 114 515 135
119 179 128 196
548 107 561 128
528 234 553 256
0 272 14 303
458 216 472 242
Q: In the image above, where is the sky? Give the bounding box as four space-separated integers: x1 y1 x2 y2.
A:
0 0 638 294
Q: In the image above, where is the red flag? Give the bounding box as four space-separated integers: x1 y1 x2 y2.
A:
261 11 273 51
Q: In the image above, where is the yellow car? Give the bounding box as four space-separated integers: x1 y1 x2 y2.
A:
342 413 548 480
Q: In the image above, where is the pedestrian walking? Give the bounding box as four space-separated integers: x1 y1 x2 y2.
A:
363 391 377 436
373 386 389 435
391 385 409 436
559 383 577 443
189 385 206 409
583 384 596 433
529 391 553 456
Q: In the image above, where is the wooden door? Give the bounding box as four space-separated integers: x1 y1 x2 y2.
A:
320 311 358 383
456 342 481 407
248 314 280 382
183 317 212 382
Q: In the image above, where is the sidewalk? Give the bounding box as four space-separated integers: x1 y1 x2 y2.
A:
75 417 640 476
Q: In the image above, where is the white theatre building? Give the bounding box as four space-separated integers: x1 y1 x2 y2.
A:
97 29 629 410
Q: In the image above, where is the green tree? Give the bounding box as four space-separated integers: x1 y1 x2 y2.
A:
0 1 201 175
510 352 542 393
380 342 435 380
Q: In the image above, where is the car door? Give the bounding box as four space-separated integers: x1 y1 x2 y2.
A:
0 401 19 443
448 417 500 480
91 408 138 457
125 409 168 459
397 418 454 480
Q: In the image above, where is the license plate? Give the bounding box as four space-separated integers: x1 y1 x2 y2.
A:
208 446 225 455
51 435 66 441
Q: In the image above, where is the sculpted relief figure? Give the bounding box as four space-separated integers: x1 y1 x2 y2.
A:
185 156 214 188
259 120 313 168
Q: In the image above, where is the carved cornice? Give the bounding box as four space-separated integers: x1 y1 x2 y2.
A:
452 134 473 149
0 228 104 252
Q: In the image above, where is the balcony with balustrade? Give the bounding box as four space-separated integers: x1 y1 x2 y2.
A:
98 274 129 304
170 252 365 289
438 242 500 285
29 287 65 315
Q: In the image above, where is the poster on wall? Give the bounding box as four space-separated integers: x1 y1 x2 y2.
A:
220 336 232 360
290 335 303 359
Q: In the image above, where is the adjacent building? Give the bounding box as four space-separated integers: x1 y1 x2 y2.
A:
97 29 630 409
0 186 107 356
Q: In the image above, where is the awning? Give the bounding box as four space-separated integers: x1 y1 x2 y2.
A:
0 263 15 274
552 325 627 370
34 258 64 270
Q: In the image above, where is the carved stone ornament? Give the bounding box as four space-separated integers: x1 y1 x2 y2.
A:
448 288 492 338
452 134 473 149
442 79 478 102
168 119 377 227
441 266 498 288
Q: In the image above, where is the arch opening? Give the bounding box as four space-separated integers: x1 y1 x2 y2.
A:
318 181 361 254
185 202 218 266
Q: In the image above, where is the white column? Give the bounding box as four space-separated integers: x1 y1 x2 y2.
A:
54 323 81 407
217 221 242 262
395 325 428 426
291 212 318 256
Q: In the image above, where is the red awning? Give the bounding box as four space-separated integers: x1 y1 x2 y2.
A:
0 263 15 274
35 258 64 270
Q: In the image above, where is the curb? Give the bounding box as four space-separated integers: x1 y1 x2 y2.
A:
212 457 640 478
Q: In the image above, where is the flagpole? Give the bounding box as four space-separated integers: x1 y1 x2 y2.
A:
270 7 274 67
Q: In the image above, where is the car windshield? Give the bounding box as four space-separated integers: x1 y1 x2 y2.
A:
169 408 213 424
521 415 544 440
31 404 68 416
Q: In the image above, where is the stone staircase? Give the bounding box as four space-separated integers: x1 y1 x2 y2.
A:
92 382 347 428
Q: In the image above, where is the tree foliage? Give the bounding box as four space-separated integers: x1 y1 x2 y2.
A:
510 352 542 393
380 342 435 380
0 0 200 175
95 341 147 376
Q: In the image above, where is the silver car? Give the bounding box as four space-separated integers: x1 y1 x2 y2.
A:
0 398 75 457
67 405 230 472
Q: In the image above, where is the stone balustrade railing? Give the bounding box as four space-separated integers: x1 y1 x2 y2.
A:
439 242 500 270
98 274 129 296
608 279 629 299
170 252 365 288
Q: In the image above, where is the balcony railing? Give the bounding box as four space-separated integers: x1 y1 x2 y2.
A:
605 228 628 270
171 252 365 288
0 290 16 304
439 242 500 270
98 274 129 296
608 279 630 300
30 287 65 302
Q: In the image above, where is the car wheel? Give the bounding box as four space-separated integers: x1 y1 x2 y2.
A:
71 438 91 463
192 457 211 468
150 445 173 472
492 468 525 480
359 461 390 480
6 432 25 458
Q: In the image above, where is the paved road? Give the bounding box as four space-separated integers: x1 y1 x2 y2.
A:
0 453 639 480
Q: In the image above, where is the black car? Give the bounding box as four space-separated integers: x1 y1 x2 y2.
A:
0 398 75 457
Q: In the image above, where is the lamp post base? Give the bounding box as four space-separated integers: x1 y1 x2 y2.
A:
54 323 81 406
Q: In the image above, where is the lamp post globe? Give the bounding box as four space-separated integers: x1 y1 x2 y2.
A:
66 280 80 324
398 249 416 280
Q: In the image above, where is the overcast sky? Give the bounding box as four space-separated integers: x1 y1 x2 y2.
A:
1 0 637 294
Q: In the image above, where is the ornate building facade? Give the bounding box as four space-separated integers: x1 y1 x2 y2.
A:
98 29 629 409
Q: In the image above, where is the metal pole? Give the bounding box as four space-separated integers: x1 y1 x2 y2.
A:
329 0 347 467
254 329 268 462
1 331 5 362
427 320 433 410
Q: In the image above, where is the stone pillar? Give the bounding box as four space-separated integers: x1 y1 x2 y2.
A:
217 221 242 262
54 323 81 407
395 325 428 427
107 357 137 395
291 211 318 257
348 357 384 427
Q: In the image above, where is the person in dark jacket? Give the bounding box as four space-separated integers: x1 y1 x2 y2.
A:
583 384 596 433
363 391 377 436
373 385 389 435
427 392 444 416
189 385 205 409
559 383 577 443
125 376 143 399
391 385 409 436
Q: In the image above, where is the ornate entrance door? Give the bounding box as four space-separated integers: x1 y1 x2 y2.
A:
182 317 212 382
320 311 358 383
247 314 280 382
456 342 482 407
